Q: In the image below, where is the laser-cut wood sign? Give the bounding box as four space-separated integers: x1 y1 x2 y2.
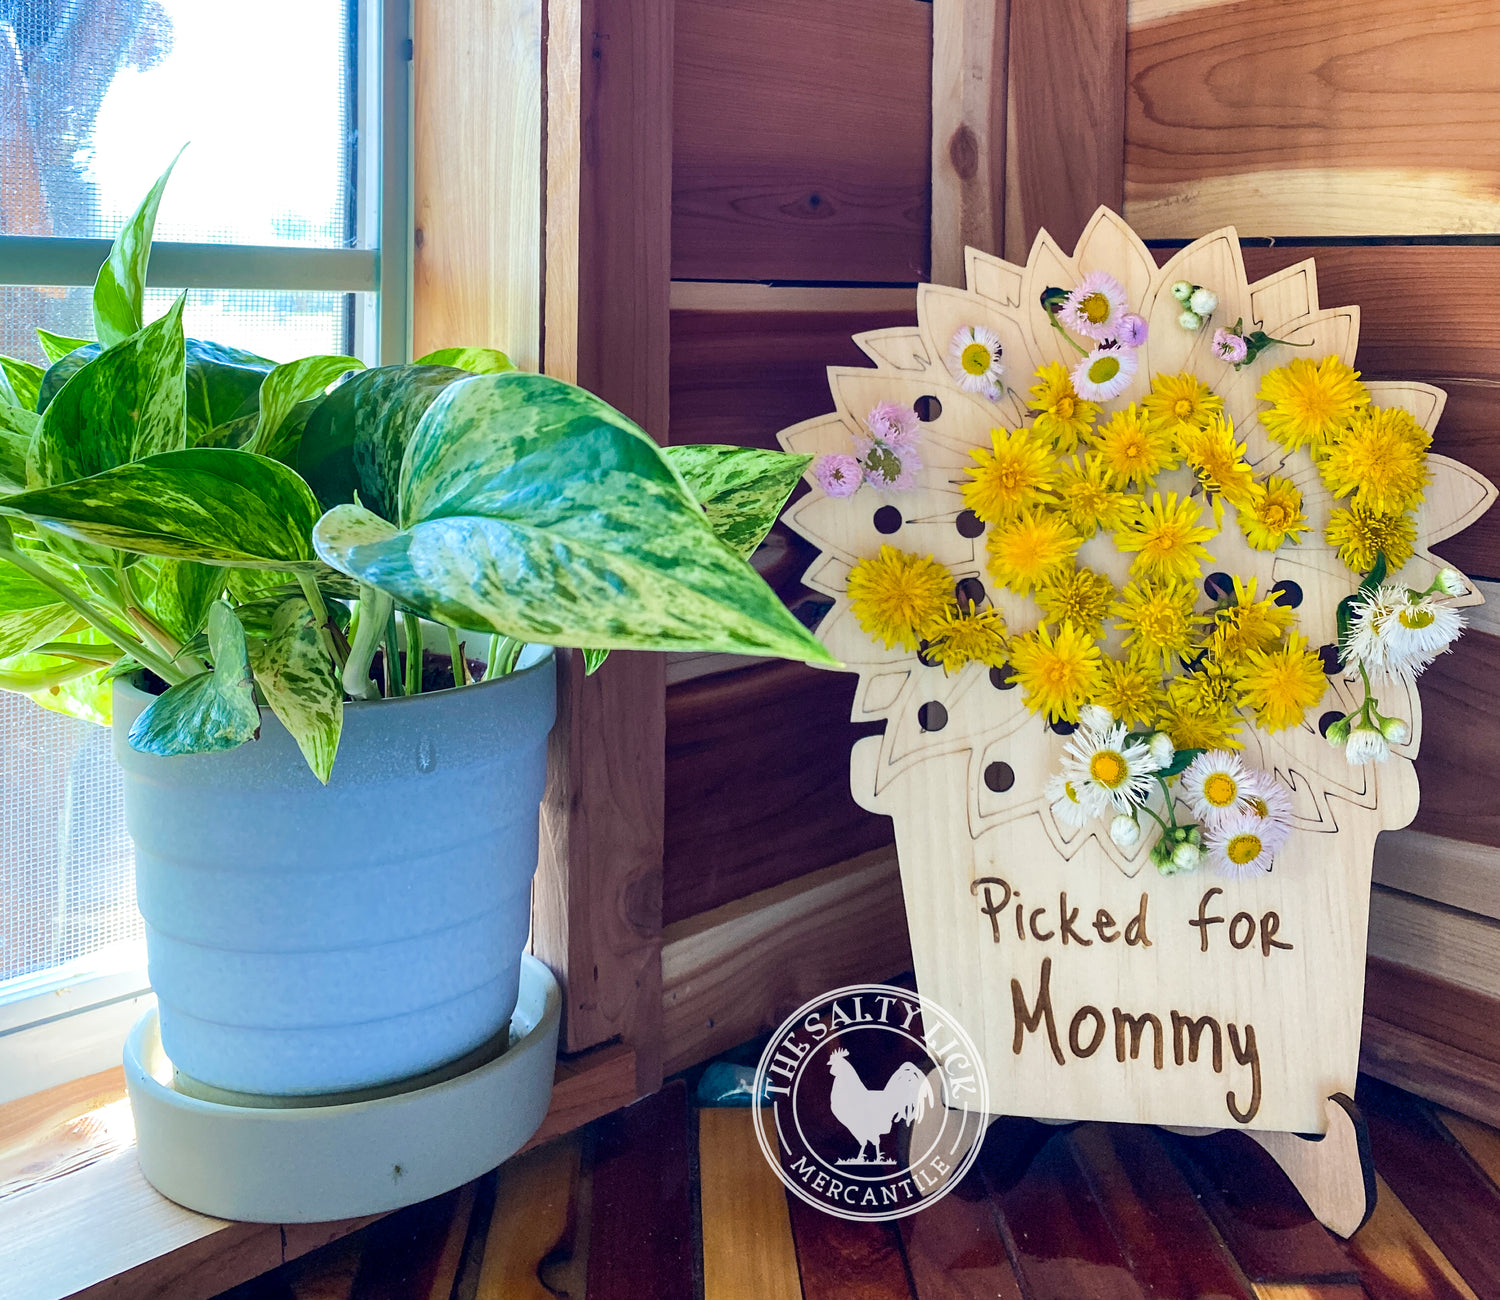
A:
777 210 1496 1236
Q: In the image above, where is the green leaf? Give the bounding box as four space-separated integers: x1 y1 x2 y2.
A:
297 364 470 520
37 329 93 366
583 647 609 675
0 406 37 492
247 596 342 782
1360 551 1389 596
93 149 182 347
0 553 80 659
141 558 223 644
31 296 187 487
4 626 122 726
0 355 44 411
663 444 812 559
313 373 836 663
1158 746 1205 780
2 447 324 569
182 339 275 440
128 602 261 756
36 343 102 412
247 354 363 457
414 347 515 375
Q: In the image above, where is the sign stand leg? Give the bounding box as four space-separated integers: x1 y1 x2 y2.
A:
1246 1093 1378 1239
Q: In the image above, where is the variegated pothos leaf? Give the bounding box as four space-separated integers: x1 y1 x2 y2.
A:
128 602 261 757
663 443 812 559
247 596 342 783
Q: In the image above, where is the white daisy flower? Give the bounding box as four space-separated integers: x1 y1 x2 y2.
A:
1061 721 1159 813
1059 271 1128 342
1072 344 1137 401
1237 768 1293 853
1375 588 1464 674
1345 724 1391 765
948 325 1004 399
1206 810 1276 879
1045 771 1097 828
1178 750 1250 826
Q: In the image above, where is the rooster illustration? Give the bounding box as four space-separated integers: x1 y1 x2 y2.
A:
827 1048 935 1166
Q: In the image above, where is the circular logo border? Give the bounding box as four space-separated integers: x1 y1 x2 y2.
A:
751 982 991 1222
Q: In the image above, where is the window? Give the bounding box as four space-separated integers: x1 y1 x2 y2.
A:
0 0 409 1102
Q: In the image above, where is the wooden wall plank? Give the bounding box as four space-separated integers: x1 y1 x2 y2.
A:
664 661 892 924
930 0 1009 287
660 848 911 1076
1004 0 1126 261
1360 1017 1500 1133
535 0 673 1084
698 1108 803 1300
1126 0 1500 238
785 1196 914 1300
672 0 933 283
1367 887 1500 1002
412 0 542 369
1364 958 1500 1071
1373 832 1500 925
1410 630 1500 849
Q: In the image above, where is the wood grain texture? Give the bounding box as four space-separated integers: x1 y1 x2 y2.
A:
586 1082 695 1300
1440 1110 1500 1189
670 306 917 453
660 848 912 1076
473 1140 579 1300
520 1042 638 1154
931 0 1009 287
895 1167 1026 1300
1347 1173 1480 1300
346 1189 468 1300
1004 0 1126 260
412 0 542 369
1126 0 1500 238
1364 958 1500 1069
1367 887 1500 1001
1360 1017 1500 1133
1372 832 1500 925
1410 631 1500 848
698 1108 802 1300
785 1195 914 1300
535 0 673 1080
664 660 893 924
1248 1097 1377 1240
1358 1076 1500 1297
1068 1123 1257 1298
673 0 932 283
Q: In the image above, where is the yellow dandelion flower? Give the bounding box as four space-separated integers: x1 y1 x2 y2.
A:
1318 405 1431 516
1089 403 1179 487
986 508 1081 594
1113 492 1215 586
1157 697 1244 751
1027 361 1098 452
1239 634 1327 732
1096 659 1167 730
923 601 1009 674
1206 576 1293 667
1258 356 1370 453
846 545 953 652
1036 565 1116 638
1239 475 1308 551
1053 452 1133 537
1325 506 1417 575
1008 620 1102 723
1176 413 1257 508
1113 578 1205 672
962 426 1058 522
1141 372 1223 435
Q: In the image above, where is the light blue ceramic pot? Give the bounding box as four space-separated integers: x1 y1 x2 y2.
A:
112 644 556 1097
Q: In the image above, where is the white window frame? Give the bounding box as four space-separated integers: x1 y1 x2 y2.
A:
0 0 411 1106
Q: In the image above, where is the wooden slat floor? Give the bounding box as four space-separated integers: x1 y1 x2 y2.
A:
212 1069 1499 1300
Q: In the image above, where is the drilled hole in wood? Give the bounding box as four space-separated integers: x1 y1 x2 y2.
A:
955 576 986 608
955 509 985 539
1319 644 1342 675
1204 571 1234 601
914 395 942 422
1049 716 1077 736
1272 580 1304 608
990 664 1017 690
984 761 1015 793
918 701 948 732
1318 710 1345 738
916 640 940 668
873 505 903 534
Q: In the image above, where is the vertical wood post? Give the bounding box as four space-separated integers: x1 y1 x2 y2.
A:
535 0 673 1094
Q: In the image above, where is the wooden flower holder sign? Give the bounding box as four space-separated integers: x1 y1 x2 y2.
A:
777 211 1495 1236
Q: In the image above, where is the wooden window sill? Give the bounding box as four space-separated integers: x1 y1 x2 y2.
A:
0 1043 636 1300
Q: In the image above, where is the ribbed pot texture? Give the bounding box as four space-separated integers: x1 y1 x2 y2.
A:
112 646 556 1097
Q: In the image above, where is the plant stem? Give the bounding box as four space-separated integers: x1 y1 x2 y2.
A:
1 545 185 683
401 611 423 695
1047 313 1089 357
382 611 402 698
296 572 346 673
446 624 467 688
31 643 121 665
1153 775 1182 829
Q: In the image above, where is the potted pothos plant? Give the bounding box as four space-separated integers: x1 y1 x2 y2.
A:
0 162 830 1100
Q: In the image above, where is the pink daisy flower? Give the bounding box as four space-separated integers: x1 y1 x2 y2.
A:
1116 312 1149 348
1212 328 1249 365
1059 271 1128 342
814 453 862 498
858 438 922 492
865 401 922 451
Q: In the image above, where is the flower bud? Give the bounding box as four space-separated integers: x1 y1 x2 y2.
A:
1110 814 1142 849
1177 309 1203 332
1345 725 1391 765
1171 280 1195 303
1436 568 1468 597
1148 732 1174 766
1188 287 1219 316
1078 703 1113 734
1171 841 1203 872
1380 715 1411 744
1324 714 1352 747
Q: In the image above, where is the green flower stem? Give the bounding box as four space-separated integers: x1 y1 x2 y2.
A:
0 544 184 684
382 610 403 698
446 624 468 689
1136 802 1174 837
402 610 423 695
1047 313 1089 357
1153 775 1182 829
297 571 347 675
